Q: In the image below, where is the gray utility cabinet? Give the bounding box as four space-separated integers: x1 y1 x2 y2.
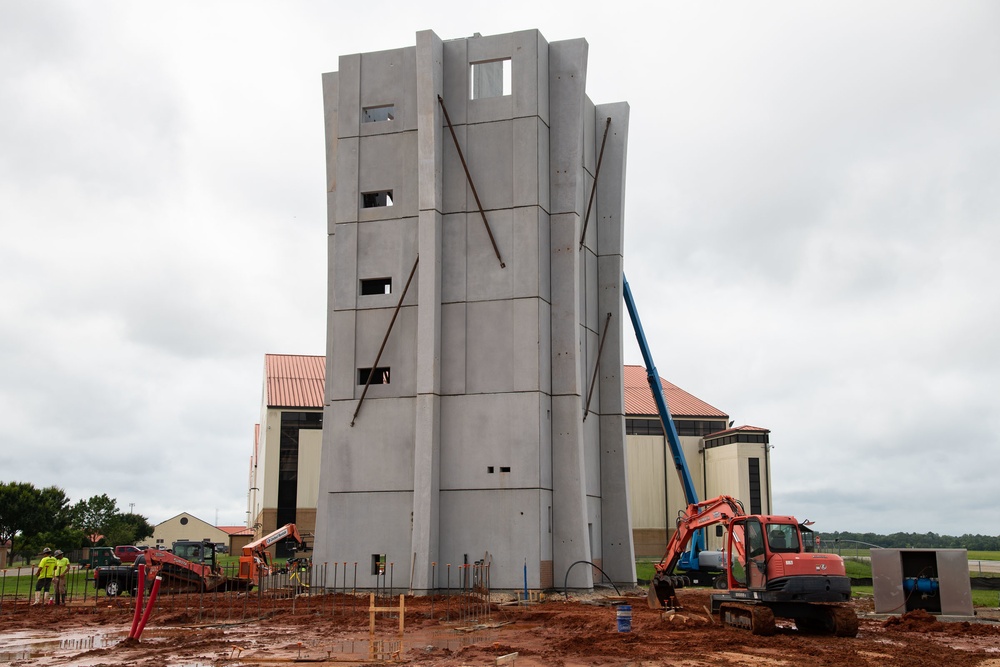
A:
871 548 973 616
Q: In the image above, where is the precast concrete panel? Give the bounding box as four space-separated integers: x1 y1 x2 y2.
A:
512 30 542 120
355 218 418 309
513 117 541 208
439 488 543 589
334 137 359 224
319 490 415 583
584 248 599 332
441 38 468 126
511 207 545 299
599 413 634 583
440 302 466 395
440 213 468 303
548 39 589 216
586 494 602 558
412 31 444 592
466 120 514 211
440 122 468 215
549 213 582 396
352 307 418 399
357 133 418 222
336 54 361 138
322 72 339 221
464 298 542 394
594 102 629 258
328 309 356 401
582 387 602 493
439 393 544 490
332 222 358 311
322 399 416 492
551 393 593 589
359 47 416 134
466 209 515 302
416 30 444 213
534 31 550 126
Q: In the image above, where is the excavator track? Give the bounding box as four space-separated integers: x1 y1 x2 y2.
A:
829 606 860 637
793 605 859 637
718 602 776 636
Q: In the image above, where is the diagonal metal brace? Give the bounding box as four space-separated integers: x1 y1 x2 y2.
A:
580 117 612 248
437 94 505 269
351 255 420 427
583 312 613 421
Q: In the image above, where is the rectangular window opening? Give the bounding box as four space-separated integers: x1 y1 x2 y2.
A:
371 553 386 576
470 58 511 99
361 190 393 208
487 466 495 474
748 458 762 515
362 104 395 123
499 466 511 473
360 278 392 295
357 367 390 385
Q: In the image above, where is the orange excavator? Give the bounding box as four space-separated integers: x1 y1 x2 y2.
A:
648 495 858 636
237 523 308 587
625 276 857 636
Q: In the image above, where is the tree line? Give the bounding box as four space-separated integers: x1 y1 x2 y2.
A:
0 481 154 564
823 530 1000 552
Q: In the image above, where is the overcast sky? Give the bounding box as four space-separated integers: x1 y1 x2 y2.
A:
2 1 997 538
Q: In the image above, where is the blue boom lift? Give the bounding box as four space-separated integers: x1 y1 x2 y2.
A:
623 273 724 585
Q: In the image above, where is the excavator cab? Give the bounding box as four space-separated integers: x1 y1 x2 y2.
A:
172 541 218 569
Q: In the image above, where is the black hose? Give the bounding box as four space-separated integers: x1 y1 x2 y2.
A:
562 561 622 601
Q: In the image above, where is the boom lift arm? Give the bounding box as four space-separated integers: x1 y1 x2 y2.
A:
624 273 712 573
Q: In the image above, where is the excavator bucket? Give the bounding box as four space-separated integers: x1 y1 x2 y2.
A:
647 582 662 609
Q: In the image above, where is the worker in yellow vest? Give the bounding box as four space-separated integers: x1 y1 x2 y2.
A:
53 549 71 605
34 547 58 605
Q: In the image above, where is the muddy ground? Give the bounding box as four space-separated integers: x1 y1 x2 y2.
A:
2 589 1000 666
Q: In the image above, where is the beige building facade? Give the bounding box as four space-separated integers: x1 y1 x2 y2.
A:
622 365 772 557
247 354 324 556
140 513 229 551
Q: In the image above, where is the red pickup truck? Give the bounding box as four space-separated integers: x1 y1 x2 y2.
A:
114 545 144 563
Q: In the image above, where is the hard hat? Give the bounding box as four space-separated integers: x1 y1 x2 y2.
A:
54 549 64 556
42 547 51 553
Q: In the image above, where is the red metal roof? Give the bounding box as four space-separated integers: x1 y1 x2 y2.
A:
262 356 724 418
623 365 727 418
217 526 255 536
265 354 325 408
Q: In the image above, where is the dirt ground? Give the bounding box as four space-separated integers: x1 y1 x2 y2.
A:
2 589 1000 666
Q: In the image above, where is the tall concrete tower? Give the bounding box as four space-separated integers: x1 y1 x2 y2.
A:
314 29 634 591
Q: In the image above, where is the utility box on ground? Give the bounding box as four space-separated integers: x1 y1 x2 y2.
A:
871 548 973 616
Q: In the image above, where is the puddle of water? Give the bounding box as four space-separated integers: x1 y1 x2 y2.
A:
0 631 126 662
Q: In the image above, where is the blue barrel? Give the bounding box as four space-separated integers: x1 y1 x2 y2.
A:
616 604 632 632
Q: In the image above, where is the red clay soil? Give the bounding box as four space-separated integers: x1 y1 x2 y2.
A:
2 589 1000 666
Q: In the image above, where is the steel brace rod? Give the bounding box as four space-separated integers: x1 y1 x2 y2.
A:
437 94 505 268
583 312 613 421
580 117 612 248
351 255 420 427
